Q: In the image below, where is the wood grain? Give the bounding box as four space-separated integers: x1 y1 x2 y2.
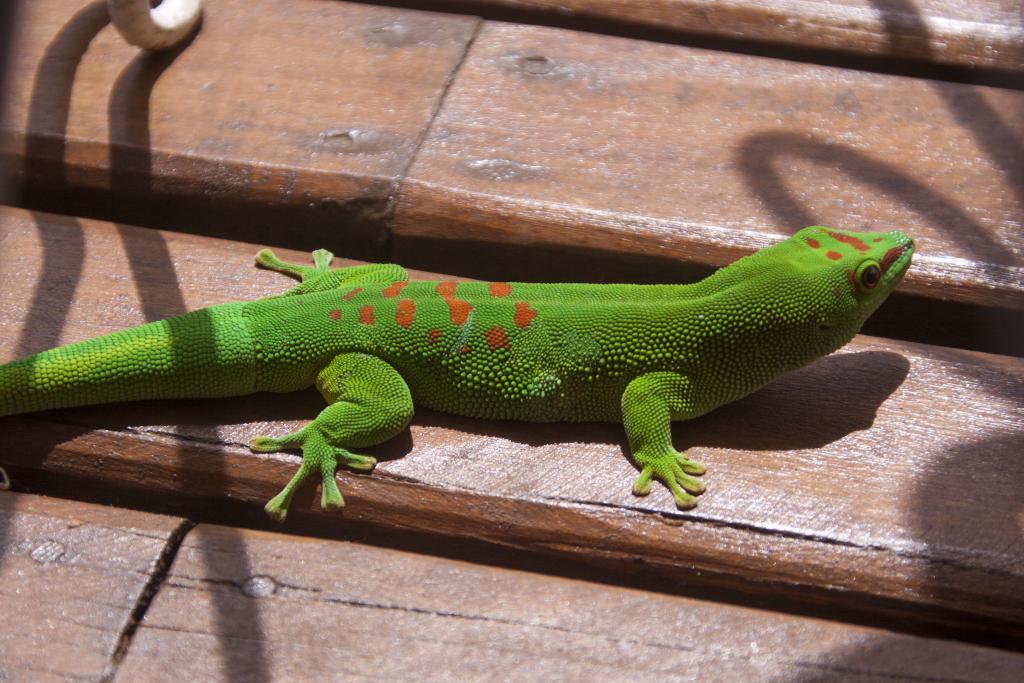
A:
0 492 186 682
0 0 478 248
394 22 1024 311
457 0 1024 71
1 208 1022 642
113 524 1024 681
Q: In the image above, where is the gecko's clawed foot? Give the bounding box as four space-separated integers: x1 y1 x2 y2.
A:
250 428 376 522
255 248 334 281
631 451 706 510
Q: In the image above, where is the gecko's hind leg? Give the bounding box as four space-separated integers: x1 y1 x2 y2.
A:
255 248 333 281
250 353 413 522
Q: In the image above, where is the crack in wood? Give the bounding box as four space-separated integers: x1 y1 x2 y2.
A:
99 518 195 683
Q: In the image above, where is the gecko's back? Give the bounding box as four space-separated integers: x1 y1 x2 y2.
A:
248 279 699 422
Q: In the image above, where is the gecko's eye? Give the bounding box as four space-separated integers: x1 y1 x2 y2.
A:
856 261 881 291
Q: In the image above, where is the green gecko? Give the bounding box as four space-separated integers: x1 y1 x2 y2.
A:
0 227 913 520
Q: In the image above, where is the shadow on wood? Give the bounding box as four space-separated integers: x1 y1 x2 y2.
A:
406 349 910 456
1 0 111 596
11 4 273 676
736 130 1017 268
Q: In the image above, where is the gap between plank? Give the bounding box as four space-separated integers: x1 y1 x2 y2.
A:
384 17 485 238
366 1 1024 90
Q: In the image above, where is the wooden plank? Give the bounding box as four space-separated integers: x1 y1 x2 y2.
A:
0 0 478 248
114 524 1024 682
1 208 1023 643
394 23 1024 313
456 0 1024 71
0 492 186 682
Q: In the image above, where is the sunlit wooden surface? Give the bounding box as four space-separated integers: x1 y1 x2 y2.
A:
1 0 1021 677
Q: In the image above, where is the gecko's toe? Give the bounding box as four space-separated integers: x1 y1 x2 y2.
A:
264 493 290 523
671 490 699 510
339 452 376 472
632 466 654 496
321 475 345 512
673 465 705 495
675 454 706 476
250 436 282 453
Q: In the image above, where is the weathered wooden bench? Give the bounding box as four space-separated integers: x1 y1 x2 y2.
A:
1 0 1021 678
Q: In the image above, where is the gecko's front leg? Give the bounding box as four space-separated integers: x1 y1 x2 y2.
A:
622 372 706 509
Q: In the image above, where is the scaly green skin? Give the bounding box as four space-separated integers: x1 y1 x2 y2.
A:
0 227 914 519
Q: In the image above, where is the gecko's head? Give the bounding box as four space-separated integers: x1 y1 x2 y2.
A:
782 226 914 342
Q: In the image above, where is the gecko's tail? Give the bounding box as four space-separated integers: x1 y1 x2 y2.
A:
0 305 255 417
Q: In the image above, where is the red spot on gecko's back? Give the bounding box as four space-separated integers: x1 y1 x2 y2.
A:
436 281 473 325
342 287 363 301
873 237 884 243
826 230 869 252
826 250 842 261
358 305 375 325
488 282 512 297
427 328 442 344
382 281 407 298
448 300 472 325
514 301 538 329
485 326 510 349
807 238 820 249
329 309 341 320
395 299 415 327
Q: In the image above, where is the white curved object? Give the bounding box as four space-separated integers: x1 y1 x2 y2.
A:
107 0 202 51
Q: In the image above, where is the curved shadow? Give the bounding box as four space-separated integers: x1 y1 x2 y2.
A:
736 130 1017 267
877 0 1024 653
17 1 110 357
904 346 1024 644
5 4 268 679
868 0 1024 208
787 632 1024 682
745 0 1024 657
109 34 196 320
1 0 109 611
736 131 1024 656
106 32 271 683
